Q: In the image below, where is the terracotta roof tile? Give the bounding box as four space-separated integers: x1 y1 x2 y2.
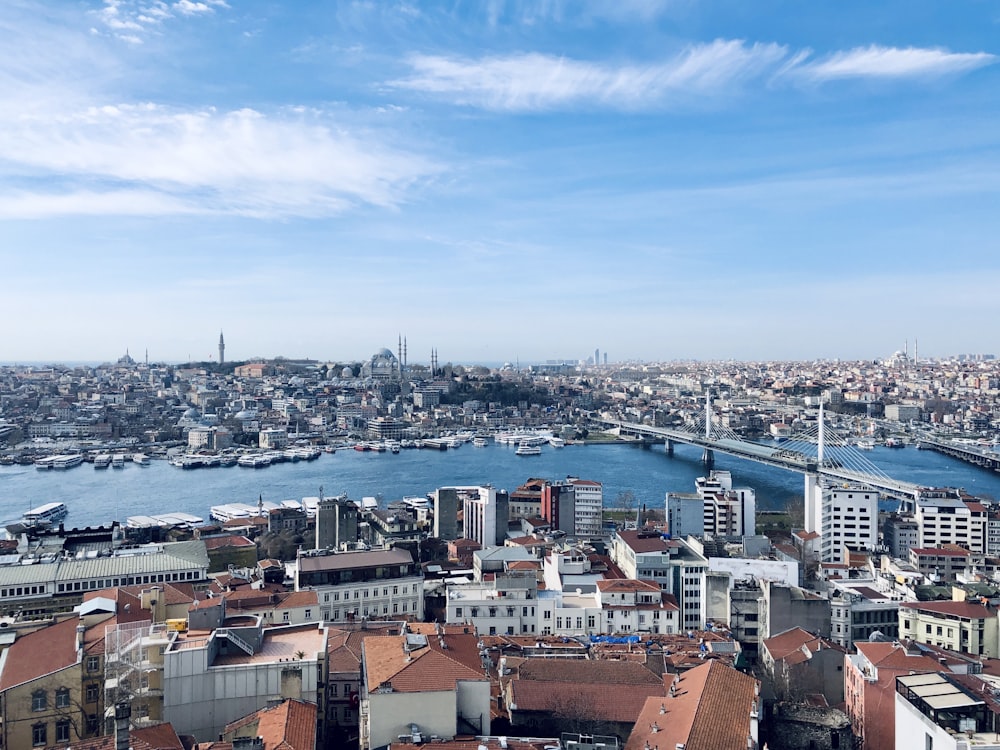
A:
363 635 486 693
0 616 79 692
514 659 662 685
509 680 663 723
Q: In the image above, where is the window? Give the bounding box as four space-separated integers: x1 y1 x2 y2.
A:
86 656 100 672
33 723 46 746
56 719 71 743
32 690 47 711
455 607 463 617
56 687 70 708
305 609 312 620
282 611 290 622
86 683 100 703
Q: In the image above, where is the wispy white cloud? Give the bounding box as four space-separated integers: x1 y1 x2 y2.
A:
800 45 996 81
0 104 440 218
93 0 227 43
392 41 996 111
392 40 788 111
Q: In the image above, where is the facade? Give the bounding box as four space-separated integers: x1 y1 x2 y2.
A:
666 492 704 537
432 488 459 541
914 496 986 554
446 571 539 637
898 600 1000 657
162 620 328 742
459 486 509 548
696 470 756 537
610 530 708 631
844 640 944 750
258 428 288 449
828 579 901 649
804 477 879 563
568 478 603 537
295 548 424 623
895 672 1000 750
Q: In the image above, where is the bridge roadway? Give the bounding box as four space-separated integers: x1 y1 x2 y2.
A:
596 419 925 500
917 438 1000 473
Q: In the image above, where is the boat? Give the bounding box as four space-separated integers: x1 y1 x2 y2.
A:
209 503 255 523
472 437 488 448
93 454 112 469
354 444 369 452
22 502 68 527
386 440 401 454
51 454 84 469
856 440 875 451
548 437 566 448
111 454 126 469
132 453 150 466
237 454 271 468
885 438 905 449
34 456 56 470
515 442 542 456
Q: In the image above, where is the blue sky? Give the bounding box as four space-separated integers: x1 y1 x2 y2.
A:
2 1 998 364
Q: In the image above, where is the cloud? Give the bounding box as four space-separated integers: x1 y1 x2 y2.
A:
93 0 227 42
0 104 440 218
392 40 789 111
801 45 996 81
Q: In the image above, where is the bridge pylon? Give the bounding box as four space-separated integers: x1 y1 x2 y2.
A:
665 439 674 457
702 448 715 469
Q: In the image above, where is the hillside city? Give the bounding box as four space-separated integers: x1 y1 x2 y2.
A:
1 345 1000 750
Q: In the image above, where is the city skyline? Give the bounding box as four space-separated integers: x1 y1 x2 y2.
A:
2 1 999 362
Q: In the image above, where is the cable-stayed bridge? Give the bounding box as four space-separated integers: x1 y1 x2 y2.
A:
593 401 925 501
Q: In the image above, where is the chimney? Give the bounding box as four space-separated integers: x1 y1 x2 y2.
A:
115 702 131 750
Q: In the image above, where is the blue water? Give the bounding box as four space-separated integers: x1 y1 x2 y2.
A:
2 443 999 527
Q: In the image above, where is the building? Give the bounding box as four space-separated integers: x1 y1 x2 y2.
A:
359 633 490 750
161 618 328 742
844 639 945 750
666 492 704 537
695 470 756 538
432 488 459 541
446 570 540 637
898 599 1000 657
0 537 210 618
316 495 360 550
295 548 424 623
914 495 986 554
610 530 708 631
804 477 879 563
459 486 509 548
761 626 847 705
829 579 901 649
259 428 288 449
624 660 760 750
895 672 1000 750
567 478 603 538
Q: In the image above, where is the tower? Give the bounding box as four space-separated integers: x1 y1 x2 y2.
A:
218 331 225 365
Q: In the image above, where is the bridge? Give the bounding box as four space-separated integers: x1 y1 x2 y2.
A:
918 438 1000 472
592 399 925 501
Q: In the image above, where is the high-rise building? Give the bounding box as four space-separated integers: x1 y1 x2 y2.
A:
804 476 878 563
218 330 225 365
316 495 359 551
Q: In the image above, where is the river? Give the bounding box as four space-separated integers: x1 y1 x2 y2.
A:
2 442 1000 527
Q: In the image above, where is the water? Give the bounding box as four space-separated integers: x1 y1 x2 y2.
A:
2 443 1000 528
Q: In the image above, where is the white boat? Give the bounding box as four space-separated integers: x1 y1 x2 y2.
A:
386 440 401 454
23 502 68 526
111 454 126 469
548 437 566 448
94 454 112 469
34 456 56 470
209 503 255 523
51 454 84 469
515 442 542 456
472 437 488 448
856 440 875 451
133 453 150 466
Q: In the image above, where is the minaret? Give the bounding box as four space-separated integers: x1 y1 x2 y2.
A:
218 331 225 365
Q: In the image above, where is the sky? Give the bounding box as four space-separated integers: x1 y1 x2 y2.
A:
1 1 999 365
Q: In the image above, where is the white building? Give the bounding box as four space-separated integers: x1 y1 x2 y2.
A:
567 478 603 537
804 477 879 563
294 548 424 622
460 486 508 548
610 530 708 631
259 428 288 449
914 494 986 554
895 672 1000 750
696 471 757 537
446 571 540 637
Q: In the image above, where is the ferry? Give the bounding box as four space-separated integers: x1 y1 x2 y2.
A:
52 454 84 469
94 454 112 469
472 437 489 448
515 442 543 456
209 503 255 523
34 456 56 470
111 454 126 469
22 502 69 527
548 437 566 448
856 440 875 451
133 453 150 466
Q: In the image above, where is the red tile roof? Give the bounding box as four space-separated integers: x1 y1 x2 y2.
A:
223 698 316 750
0 616 79 692
625 660 759 750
